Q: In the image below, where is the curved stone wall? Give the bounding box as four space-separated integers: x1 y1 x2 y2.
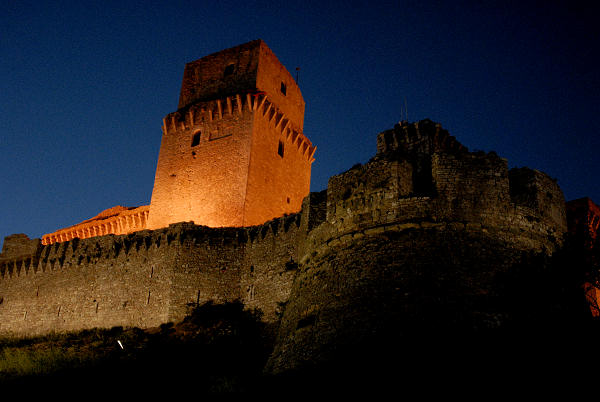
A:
0 120 568 373
265 121 567 373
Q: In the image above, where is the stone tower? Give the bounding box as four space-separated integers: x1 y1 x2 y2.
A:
147 40 315 229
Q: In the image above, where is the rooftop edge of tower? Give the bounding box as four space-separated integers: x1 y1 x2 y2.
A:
177 40 304 130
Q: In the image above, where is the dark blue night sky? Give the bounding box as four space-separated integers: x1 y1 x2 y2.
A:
1 0 598 247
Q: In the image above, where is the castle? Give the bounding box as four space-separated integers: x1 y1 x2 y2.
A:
39 40 315 245
0 40 595 374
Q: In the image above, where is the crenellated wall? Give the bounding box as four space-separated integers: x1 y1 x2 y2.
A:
0 234 40 261
147 92 315 230
42 206 150 245
0 120 568 359
147 94 257 229
265 120 568 373
40 40 315 242
147 39 315 231
319 124 565 255
1 230 172 335
0 214 306 336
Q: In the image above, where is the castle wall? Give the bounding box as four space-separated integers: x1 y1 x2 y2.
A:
241 215 304 323
509 168 568 233
266 142 568 374
315 147 565 266
431 151 511 223
163 225 246 323
243 97 313 226
0 118 570 365
0 218 306 336
326 158 415 235
147 97 255 229
323 149 564 251
266 223 543 374
0 232 174 336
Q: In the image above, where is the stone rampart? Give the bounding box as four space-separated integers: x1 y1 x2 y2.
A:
1 229 174 335
0 214 304 336
0 120 568 364
265 120 567 373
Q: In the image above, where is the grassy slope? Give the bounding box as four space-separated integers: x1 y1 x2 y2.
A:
0 301 272 395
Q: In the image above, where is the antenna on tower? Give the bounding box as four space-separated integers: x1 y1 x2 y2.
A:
295 67 300 84
399 97 408 124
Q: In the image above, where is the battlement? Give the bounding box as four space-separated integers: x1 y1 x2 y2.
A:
0 234 40 262
376 119 467 156
0 211 305 335
0 117 571 341
321 123 566 253
2 208 303 283
164 92 257 134
0 39 581 369
253 94 315 163
42 205 150 245
162 92 315 163
148 41 313 230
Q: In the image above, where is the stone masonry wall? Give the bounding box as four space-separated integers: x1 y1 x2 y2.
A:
178 40 261 109
165 217 305 324
0 234 40 261
0 231 174 336
147 96 255 229
0 120 568 350
148 39 314 231
243 97 313 226
241 214 304 323
266 121 567 373
0 217 306 336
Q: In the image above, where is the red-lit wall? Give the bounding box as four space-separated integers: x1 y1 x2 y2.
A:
148 40 314 229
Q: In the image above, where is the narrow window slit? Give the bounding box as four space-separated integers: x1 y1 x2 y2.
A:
191 131 201 147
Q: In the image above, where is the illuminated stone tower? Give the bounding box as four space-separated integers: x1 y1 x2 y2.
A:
147 40 315 229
